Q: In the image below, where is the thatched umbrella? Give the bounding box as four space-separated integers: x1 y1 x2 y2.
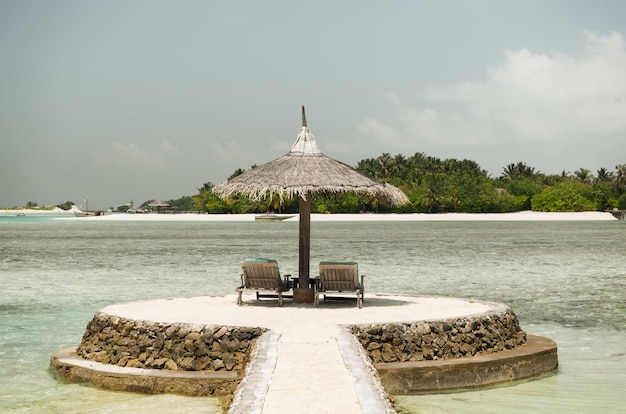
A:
213 106 409 297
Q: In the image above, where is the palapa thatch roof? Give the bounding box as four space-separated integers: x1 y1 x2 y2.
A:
213 106 409 206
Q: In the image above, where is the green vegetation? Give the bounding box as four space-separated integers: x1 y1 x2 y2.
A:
1 203 59 211
56 201 74 210
190 153 626 214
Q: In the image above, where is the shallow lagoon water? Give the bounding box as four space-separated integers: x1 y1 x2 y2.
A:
1 216 624 413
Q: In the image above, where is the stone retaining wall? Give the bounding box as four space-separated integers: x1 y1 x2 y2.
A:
77 309 526 373
351 309 526 364
76 308 526 384
76 312 266 372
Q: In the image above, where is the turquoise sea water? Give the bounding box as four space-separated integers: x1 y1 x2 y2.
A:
0 216 624 413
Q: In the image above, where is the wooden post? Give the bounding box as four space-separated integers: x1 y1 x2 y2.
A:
298 194 311 287
294 193 314 303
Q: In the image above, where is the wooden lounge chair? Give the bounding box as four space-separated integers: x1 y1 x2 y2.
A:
237 258 292 307
315 261 365 308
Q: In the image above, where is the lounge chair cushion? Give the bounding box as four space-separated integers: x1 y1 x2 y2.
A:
242 257 277 264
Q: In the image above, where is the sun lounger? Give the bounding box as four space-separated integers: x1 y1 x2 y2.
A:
315 261 364 308
237 258 292 307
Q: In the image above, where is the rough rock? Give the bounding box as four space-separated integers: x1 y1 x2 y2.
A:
76 312 266 373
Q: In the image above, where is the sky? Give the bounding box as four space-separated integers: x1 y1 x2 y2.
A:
1 1 626 209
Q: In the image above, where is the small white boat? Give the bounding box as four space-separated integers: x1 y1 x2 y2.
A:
73 198 106 217
254 214 295 222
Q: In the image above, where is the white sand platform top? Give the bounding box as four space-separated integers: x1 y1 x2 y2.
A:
99 294 500 328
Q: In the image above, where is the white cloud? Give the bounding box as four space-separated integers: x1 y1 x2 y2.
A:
94 139 179 168
358 117 402 146
208 140 247 163
358 31 626 173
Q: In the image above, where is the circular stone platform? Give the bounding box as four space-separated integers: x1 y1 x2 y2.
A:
50 294 558 414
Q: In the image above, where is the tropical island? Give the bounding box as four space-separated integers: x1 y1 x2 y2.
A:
5 153 626 215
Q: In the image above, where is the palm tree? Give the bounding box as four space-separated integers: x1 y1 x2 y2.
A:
228 168 246 180
197 182 214 192
502 164 516 180
574 168 594 183
612 164 626 193
393 154 407 179
376 153 394 180
501 162 537 180
597 168 611 182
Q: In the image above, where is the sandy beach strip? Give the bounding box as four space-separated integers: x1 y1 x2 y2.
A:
1 209 619 221
62 211 617 221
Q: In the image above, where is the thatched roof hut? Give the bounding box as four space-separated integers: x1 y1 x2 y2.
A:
213 106 409 297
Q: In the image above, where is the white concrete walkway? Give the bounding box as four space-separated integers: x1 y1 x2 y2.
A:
231 318 400 414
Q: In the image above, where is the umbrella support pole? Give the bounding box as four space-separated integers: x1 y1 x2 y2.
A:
295 195 314 303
